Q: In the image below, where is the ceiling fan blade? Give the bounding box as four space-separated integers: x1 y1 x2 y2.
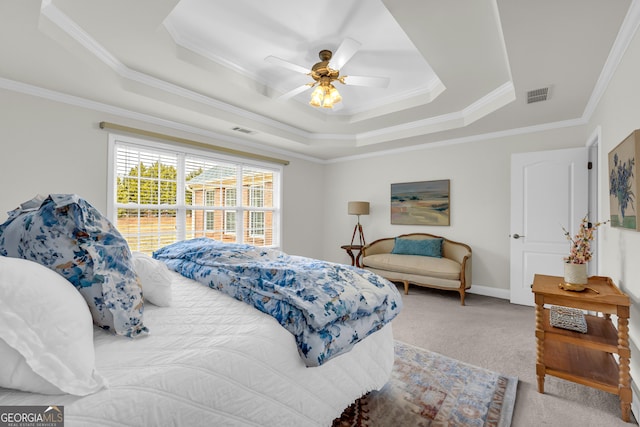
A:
265 55 310 75
278 83 314 100
342 75 390 88
329 38 361 70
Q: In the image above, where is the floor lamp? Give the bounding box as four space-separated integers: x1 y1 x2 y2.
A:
348 201 370 246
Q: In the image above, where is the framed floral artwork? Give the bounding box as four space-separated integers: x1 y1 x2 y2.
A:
391 179 450 226
608 130 640 230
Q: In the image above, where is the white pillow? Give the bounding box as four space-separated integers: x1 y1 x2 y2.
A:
0 256 107 395
132 252 173 307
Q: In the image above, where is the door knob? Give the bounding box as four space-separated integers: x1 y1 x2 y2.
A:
512 233 524 239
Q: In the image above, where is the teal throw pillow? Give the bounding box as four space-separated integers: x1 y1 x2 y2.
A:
391 237 443 258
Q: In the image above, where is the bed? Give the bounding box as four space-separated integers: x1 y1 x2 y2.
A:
0 268 396 426
0 195 401 426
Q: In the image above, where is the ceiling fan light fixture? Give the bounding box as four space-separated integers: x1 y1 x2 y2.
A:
309 85 324 107
267 39 389 110
309 80 341 109
328 84 342 104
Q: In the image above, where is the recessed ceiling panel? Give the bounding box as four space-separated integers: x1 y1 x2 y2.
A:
0 0 630 160
163 0 441 114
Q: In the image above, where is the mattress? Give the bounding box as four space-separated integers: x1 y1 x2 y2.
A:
0 271 395 427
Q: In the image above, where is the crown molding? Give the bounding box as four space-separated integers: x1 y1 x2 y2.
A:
356 81 515 146
583 0 640 120
0 76 323 164
328 117 587 164
39 0 312 140
0 75 591 166
163 19 266 86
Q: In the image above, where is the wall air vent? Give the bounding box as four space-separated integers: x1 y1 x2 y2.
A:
527 87 549 104
232 126 255 135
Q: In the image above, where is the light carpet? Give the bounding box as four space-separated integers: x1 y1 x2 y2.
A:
333 340 518 427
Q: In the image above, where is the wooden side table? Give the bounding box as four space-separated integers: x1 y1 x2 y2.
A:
341 245 364 268
532 274 632 422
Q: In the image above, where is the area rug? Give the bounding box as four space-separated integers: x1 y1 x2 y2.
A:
332 341 518 427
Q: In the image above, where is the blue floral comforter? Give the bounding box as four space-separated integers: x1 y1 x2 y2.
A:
153 238 402 366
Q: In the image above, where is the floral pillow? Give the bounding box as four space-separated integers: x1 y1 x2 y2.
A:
0 194 148 337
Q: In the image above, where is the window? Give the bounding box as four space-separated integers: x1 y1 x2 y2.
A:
205 190 216 206
204 190 215 231
224 188 236 206
247 184 265 238
249 185 264 207
108 135 281 254
249 211 265 238
223 188 236 234
205 211 215 231
224 210 236 234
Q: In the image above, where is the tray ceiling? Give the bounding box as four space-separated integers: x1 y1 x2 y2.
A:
0 0 632 160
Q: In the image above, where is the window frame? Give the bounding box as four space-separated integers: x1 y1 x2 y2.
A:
107 133 282 251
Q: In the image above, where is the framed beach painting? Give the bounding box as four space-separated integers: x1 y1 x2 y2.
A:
391 179 450 226
608 129 640 231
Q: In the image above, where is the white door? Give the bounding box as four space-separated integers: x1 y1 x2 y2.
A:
510 147 588 306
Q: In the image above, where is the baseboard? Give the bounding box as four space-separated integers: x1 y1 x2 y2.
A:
467 285 510 300
633 384 639 423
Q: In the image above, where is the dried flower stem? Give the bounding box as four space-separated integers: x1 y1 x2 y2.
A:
562 215 608 264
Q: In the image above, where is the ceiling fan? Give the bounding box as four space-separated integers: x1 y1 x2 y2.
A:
265 38 390 109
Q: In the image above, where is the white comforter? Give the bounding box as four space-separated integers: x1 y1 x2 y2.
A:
0 271 395 427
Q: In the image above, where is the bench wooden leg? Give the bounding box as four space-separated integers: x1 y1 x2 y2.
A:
459 289 466 306
403 281 409 295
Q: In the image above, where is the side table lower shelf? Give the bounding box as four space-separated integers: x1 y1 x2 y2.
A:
541 340 620 394
541 309 619 351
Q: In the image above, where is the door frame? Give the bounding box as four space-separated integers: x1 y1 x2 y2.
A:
586 126 602 276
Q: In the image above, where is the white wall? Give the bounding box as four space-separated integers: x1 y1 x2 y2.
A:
2 84 589 293
281 157 326 258
322 126 587 293
0 88 326 259
589 18 640 304
1 90 109 215
587 17 640 413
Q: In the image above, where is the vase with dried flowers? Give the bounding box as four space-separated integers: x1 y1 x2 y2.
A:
562 215 608 286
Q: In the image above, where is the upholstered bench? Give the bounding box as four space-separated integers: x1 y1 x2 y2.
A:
362 233 472 305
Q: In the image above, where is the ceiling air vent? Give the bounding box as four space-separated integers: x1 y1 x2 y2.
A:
232 126 255 135
527 87 549 104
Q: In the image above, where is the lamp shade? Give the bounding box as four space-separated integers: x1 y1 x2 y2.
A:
348 201 370 216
